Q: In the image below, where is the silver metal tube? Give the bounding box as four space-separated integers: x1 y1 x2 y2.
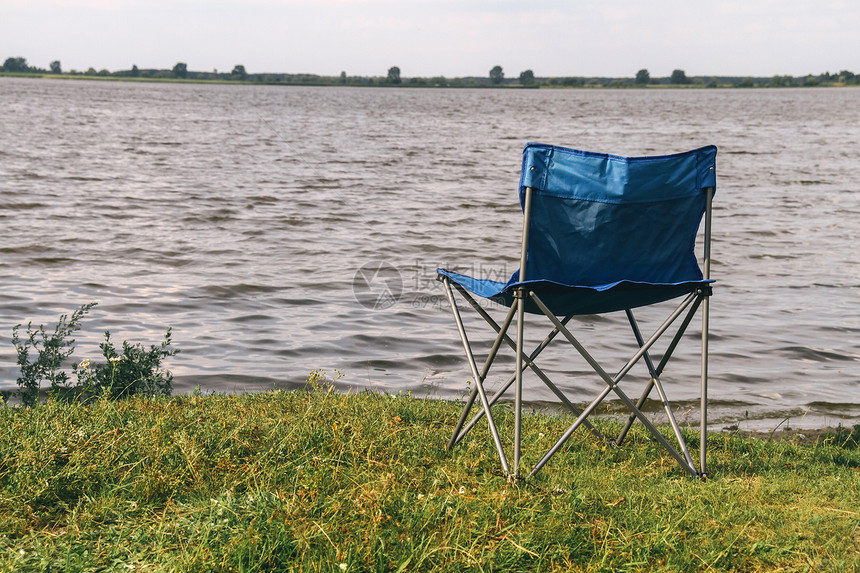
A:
616 298 702 445
444 279 484 450
703 186 713 280
648 375 697 471
453 372 517 447
512 187 534 477
701 186 714 477
514 295 525 474
479 303 518 388
530 292 697 476
448 292 517 447
617 378 655 447
449 307 602 445
519 187 534 283
610 292 699 385
529 385 614 477
442 278 510 474
449 383 479 451
616 310 659 447
446 290 517 450
655 297 703 375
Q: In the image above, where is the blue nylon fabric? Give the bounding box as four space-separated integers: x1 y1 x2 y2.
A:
438 143 717 316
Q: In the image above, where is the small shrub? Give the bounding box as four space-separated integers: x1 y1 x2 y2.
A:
69 328 178 402
10 303 178 405
11 302 97 407
305 369 342 393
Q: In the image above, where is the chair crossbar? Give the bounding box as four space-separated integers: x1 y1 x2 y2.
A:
528 291 702 477
618 296 702 426
444 279 603 451
624 309 696 470
450 282 597 420
445 287 518 451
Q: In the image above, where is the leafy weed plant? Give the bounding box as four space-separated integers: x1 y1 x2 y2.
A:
10 303 178 406
11 302 96 406
68 328 178 402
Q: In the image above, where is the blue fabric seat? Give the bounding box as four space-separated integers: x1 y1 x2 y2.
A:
437 143 717 480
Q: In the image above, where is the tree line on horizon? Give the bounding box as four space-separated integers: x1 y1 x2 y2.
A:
3 56 858 89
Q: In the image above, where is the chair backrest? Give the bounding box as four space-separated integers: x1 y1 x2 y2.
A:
518 143 717 287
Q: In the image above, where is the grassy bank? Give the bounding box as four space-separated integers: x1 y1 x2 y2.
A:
1 385 857 572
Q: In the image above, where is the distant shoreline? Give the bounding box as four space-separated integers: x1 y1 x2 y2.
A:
2 71 858 90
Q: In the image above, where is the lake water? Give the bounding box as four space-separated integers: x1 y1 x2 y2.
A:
1 77 858 430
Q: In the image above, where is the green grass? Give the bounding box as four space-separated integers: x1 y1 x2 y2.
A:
0 386 857 572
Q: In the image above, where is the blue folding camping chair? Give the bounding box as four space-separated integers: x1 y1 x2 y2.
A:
438 143 717 480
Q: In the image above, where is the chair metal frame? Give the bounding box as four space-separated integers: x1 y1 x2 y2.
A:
438 149 714 481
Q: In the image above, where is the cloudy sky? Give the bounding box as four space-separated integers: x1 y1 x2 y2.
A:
2 0 857 78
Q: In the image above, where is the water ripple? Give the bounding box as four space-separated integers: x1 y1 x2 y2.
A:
0 78 857 425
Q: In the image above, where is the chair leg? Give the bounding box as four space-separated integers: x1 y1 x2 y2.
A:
700 291 710 478
617 378 656 446
514 288 526 475
448 383 480 451
442 278 511 475
447 298 518 451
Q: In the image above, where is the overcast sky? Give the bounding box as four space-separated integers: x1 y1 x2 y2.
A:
2 0 858 78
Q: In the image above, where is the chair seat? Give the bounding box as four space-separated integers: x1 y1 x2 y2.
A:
438 268 712 316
